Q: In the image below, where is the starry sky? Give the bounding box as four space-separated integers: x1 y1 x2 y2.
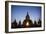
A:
11 5 41 24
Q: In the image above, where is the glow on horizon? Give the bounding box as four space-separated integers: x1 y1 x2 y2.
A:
11 5 41 24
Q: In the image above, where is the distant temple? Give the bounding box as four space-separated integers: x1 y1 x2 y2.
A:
11 12 41 28
22 12 33 27
11 19 17 28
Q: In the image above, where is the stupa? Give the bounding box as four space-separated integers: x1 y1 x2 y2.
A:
23 12 33 27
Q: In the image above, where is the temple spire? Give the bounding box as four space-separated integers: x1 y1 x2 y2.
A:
26 11 30 20
27 12 28 15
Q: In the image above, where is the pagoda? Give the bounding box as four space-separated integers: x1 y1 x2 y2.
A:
23 12 33 27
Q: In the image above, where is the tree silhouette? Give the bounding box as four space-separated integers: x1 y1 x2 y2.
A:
38 19 41 27
18 20 22 28
34 20 37 27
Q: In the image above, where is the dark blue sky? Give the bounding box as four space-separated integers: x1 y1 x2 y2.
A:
11 5 41 24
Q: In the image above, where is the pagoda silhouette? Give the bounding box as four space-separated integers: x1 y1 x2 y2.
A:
22 12 33 27
11 12 41 28
11 19 17 28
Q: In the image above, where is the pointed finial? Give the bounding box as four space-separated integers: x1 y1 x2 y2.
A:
27 11 28 15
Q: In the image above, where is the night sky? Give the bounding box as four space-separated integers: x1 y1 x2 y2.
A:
11 5 41 24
